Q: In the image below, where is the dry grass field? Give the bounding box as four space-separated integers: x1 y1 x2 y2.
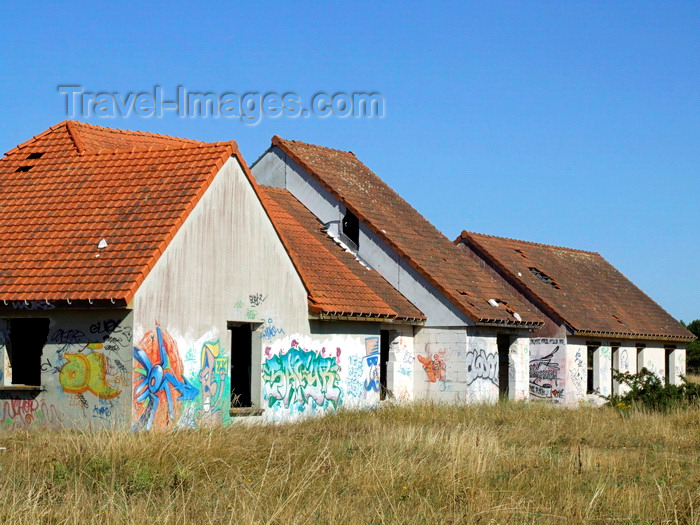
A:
1 399 698 524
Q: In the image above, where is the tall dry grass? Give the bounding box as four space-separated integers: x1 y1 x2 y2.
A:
1 401 698 524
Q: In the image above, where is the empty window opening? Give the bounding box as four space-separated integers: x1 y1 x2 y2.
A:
26 152 44 159
665 345 676 385
7 318 50 386
497 334 511 398
379 330 390 400
529 267 560 288
230 324 253 408
342 209 359 248
15 166 33 173
586 344 600 394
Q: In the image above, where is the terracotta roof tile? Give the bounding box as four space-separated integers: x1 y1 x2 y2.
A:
258 186 424 321
271 137 541 326
458 231 694 340
0 121 237 303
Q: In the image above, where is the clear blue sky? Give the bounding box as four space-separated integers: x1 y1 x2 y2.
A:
1 1 698 323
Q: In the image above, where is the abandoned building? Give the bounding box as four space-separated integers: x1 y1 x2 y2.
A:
0 121 691 430
456 231 694 405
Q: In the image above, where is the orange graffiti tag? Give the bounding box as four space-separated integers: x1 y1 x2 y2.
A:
417 354 446 383
59 352 121 399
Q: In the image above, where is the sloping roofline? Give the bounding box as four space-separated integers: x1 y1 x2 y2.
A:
268 136 543 328
0 121 246 306
457 230 695 341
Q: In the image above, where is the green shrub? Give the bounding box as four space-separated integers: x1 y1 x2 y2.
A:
607 368 700 411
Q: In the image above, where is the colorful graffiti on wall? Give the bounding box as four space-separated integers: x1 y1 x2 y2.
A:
417 351 446 383
133 326 199 430
194 340 228 426
262 345 343 412
363 337 380 394
530 338 566 402
59 351 121 399
0 398 62 428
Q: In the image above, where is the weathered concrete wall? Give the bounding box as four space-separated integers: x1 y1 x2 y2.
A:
132 157 310 430
612 344 636 395
252 148 471 327
565 341 587 406
0 309 132 430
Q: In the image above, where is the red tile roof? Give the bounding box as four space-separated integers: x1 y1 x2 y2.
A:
0 121 238 304
271 136 542 326
458 231 694 341
258 186 425 322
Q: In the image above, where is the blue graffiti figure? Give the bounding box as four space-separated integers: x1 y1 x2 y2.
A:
133 326 198 430
364 352 380 393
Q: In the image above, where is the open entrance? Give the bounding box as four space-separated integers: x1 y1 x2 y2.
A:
380 330 390 400
497 334 511 398
229 323 252 408
7 318 50 386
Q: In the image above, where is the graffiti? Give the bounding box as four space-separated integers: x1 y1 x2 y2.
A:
364 337 380 393
59 352 121 399
529 341 565 402
570 349 585 397
262 346 343 411
347 355 364 399
234 299 244 309
195 340 228 425
8 300 55 310
261 318 285 341
465 348 497 385
418 351 446 383
133 326 199 430
620 349 630 371
398 366 412 376
249 293 267 307
246 309 257 320
50 329 86 345
92 405 111 420
69 393 89 410
0 398 62 428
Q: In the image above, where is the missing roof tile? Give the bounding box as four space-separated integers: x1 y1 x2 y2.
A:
15 165 33 172
612 314 624 325
529 267 560 289
514 249 528 259
26 152 44 159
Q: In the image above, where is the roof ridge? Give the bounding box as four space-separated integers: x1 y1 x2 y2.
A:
272 135 357 158
69 120 205 144
79 140 238 156
273 137 542 326
460 230 600 256
4 120 79 156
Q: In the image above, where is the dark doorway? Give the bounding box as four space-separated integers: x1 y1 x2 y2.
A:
380 330 390 400
497 334 510 398
230 324 252 408
7 318 50 386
